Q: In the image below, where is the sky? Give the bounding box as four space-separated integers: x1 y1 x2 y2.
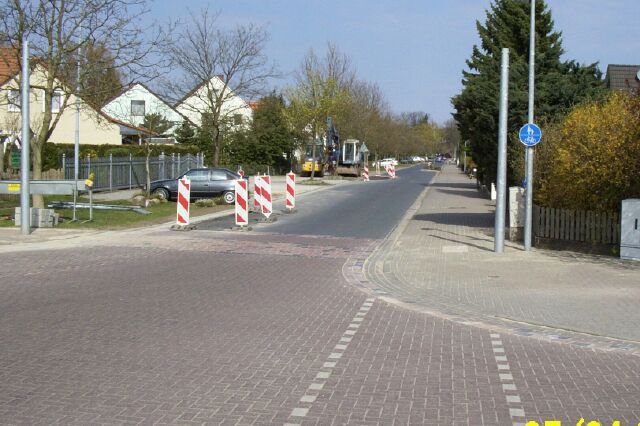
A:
151 0 640 125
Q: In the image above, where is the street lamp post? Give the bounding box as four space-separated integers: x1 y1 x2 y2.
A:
524 0 536 251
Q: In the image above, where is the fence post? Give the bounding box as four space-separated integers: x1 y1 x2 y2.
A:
109 153 113 192
171 153 175 178
177 153 181 176
87 154 91 175
129 153 133 190
62 153 66 179
159 151 165 180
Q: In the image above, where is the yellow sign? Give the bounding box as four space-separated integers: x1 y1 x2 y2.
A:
7 183 20 192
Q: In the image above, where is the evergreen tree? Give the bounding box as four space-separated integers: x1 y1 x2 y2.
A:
452 0 604 186
141 113 172 136
252 94 295 168
174 120 196 145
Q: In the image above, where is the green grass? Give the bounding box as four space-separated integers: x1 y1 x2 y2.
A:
0 194 232 229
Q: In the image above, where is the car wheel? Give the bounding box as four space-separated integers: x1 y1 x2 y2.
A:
153 187 170 201
223 191 235 204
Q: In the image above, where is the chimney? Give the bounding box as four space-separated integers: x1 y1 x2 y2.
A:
216 74 225 82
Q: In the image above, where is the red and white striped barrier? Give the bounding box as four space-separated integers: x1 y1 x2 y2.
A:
285 172 295 210
238 168 245 178
234 179 248 226
385 164 396 179
260 175 272 218
363 165 369 182
176 177 190 225
253 174 262 209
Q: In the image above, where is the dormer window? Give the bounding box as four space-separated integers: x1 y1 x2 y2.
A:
51 90 63 113
131 100 145 116
7 89 20 112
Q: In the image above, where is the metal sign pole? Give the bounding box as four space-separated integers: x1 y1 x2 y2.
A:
20 37 31 235
494 48 509 253
524 0 536 251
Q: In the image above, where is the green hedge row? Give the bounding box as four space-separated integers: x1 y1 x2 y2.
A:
42 143 202 171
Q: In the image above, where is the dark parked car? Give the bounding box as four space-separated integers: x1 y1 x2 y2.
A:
149 168 243 204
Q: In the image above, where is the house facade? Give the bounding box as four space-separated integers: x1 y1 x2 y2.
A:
102 83 185 136
1 63 124 145
174 76 253 129
604 64 640 93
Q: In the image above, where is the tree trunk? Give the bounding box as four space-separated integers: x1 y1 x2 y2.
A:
31 140 44 208
144 140 151 197
0 140 5 177
213 128 221 167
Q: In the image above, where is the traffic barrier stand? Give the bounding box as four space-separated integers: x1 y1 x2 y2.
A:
253 174 262 212
259 175 277 222
283 171 297 213
363 165 369 182
232 178 252 231
385 164 396 179
171 177 196 230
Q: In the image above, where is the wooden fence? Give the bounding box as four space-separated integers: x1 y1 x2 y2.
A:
533 204 621 245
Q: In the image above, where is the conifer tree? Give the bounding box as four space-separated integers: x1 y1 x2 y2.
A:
452 0 604 186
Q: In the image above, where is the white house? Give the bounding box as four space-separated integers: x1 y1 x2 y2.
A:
1 48 149 147
174 76 253 129
102 82 186 137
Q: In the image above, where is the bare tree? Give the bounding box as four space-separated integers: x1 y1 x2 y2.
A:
166 8 277 167
0 0 168 207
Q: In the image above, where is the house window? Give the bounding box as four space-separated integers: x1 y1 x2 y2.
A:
7 89 20 112
233 114 243 126
51 90 63 113
41 89 64 113
131 100 145 116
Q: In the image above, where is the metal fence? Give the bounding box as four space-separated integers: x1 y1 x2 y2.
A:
62 152 204 191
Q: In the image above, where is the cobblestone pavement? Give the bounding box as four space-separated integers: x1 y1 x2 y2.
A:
364 165 640 354
0 168 639 425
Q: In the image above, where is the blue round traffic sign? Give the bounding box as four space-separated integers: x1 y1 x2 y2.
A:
519 123 542 147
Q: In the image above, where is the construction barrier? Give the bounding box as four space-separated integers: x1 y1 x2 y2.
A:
286 172 295 210
261 175 272 218
385 164 396 179
176 177 190 225
363 165 369 182
254 174 262 209
234 179 248 226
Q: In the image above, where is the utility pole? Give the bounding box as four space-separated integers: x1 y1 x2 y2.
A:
73 34 81 221
524 0 536 251
463 141 468 173
20 36 31 235
494 48 509 253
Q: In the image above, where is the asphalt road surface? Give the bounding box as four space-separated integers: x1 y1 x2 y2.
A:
197 165 435 239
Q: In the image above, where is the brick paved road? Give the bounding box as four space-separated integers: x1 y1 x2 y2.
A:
1 169 639 425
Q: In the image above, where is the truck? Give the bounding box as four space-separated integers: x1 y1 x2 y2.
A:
329 138 364 177
300 117 365 177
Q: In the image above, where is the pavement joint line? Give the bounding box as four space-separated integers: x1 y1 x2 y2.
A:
286 297 375 425
491 333 526 426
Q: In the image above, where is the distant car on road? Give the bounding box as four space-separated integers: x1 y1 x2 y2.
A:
149 168 244 204
373 158 398 168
